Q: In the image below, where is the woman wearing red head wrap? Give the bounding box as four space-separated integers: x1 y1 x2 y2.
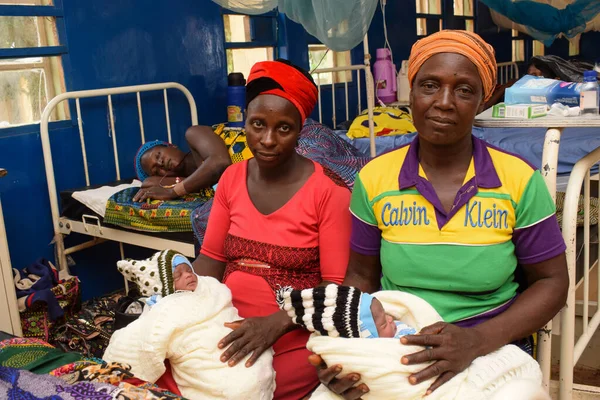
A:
193 60 352 399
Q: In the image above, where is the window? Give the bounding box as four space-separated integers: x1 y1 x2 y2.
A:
512 29 525 62
415 0 442 37
0 0 69 128
415 0 475 37
223 12 277 80
532 40 545 57
569 38 580 57
308 44 352 85
452 0 475 32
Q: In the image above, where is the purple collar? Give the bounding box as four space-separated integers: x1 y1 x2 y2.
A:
398 135 502 191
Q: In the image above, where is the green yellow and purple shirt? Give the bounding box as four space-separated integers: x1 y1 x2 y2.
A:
350 136 566 324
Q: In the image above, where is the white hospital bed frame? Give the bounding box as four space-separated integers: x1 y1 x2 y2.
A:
40 82 199 271
41 52 378 273
560 149 600 399
312 36 377 157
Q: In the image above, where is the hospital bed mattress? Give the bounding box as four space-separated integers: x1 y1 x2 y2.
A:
60 181 194 244
337 126 600 176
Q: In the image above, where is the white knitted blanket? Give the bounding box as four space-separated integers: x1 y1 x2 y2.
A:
308 291 545 400
103 276 275 400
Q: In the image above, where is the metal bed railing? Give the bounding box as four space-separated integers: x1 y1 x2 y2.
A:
497 61 519 85
311 36 377 158
40 82 198 271
559 147 600 398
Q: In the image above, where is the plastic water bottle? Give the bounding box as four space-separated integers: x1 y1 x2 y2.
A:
396 60 410 103
580 70 599 116
227 72 246 127
373 48 397 104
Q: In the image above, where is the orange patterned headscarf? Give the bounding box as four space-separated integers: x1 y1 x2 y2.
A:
408 30 497 102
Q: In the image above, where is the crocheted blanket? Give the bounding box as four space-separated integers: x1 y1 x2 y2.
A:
307 291 544 400
104 187 214 232
103 276 275 399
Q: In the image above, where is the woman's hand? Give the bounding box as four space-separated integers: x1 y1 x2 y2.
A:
133 186 177 202
307 354 369 399
400 322 485 395
219 312 293 368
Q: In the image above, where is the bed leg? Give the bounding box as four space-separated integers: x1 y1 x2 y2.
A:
538 127 563 393
53 233 69 273
119 242 128 295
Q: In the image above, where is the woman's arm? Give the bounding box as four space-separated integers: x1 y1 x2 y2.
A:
193 169 232 280
181 126 231 193
140 176 177 188
309 250 381 399
401 253 568 392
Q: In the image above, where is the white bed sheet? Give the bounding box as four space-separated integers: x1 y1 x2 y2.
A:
72 180 141 218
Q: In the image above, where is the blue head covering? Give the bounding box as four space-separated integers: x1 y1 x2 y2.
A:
358 292 379 338
134 140 169 181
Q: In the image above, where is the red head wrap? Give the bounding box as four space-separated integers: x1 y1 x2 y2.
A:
246 60 318 122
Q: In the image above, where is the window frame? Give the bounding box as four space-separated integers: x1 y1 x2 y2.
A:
0 0 70 131
415 0 477 38
222 8 279 77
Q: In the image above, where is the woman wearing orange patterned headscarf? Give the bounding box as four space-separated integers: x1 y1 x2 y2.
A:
310 30 567 399
193 60 352 399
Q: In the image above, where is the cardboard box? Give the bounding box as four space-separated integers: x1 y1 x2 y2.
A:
492 103 548 119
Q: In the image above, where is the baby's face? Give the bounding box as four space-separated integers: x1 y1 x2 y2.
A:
371 298 397 338
173 264 198 291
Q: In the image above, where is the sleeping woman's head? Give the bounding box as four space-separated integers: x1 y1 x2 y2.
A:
135 140 187 181
244 60 318 171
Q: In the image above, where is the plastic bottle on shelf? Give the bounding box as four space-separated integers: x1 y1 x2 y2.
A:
227 72 246 127
373 48 397 104
396 60 410 104
580 70 599 116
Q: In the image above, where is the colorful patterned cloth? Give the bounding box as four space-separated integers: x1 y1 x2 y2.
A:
19 276 81 343
212 123 254 164
346 106 416 139
104 188 214 233
0 338 83 374
0 365 119 400
51 360 185 400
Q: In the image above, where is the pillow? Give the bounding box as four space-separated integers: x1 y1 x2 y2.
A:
346 106 415 139
72 180 142 218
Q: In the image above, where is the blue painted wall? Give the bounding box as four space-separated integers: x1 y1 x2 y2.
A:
2 0 599 300
0 0 231 299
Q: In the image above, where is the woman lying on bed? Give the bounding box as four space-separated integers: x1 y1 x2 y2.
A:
132 125 232 202
310 30 568 399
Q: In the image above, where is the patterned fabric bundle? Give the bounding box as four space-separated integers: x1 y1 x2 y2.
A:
0 366 119 400
213 123 254 164
347 106 416 139
0 338 82 374
104 187 213 232
297 119 370 190
277 284 380 338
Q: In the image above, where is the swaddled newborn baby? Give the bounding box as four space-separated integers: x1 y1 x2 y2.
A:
104 250 275 400
278 285 547 400
278 284 416 339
